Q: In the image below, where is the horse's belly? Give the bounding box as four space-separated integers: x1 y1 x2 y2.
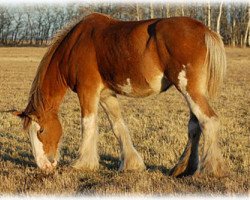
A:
147 74 171 93
113 74 172 97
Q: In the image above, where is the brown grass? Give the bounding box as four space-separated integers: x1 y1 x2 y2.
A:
0 47 249 195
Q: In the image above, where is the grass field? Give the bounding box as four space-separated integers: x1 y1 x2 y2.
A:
0 47 249 195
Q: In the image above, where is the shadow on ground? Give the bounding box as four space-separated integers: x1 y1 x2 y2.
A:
0 132 36 168
147 164 170 175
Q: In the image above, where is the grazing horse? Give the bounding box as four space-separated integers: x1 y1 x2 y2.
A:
13 13 226 177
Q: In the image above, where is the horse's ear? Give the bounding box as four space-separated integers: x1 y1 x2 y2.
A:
12 110 38 130
11 110 38 122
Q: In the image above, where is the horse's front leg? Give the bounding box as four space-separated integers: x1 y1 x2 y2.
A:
72 86 101 171
100 89 145 171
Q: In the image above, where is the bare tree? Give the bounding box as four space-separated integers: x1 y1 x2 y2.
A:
150 2 154 19
230 4 237 46
0 3 249 47
207 0 211 29
0 6 7 44
166 3 170 18
181 3 185 16
243 3 250 47
216 1 223 34
26 8 35 45
12 10 24 45
2 8 13 45
136 3 140 21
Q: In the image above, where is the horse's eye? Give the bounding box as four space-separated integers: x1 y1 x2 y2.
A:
38 127 44 134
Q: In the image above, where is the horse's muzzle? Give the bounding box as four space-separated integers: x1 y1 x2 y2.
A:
36 155 57 171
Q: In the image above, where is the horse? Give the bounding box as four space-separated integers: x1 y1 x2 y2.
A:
12 13 226 177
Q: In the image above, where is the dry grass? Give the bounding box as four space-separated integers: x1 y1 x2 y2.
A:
0 47 249 195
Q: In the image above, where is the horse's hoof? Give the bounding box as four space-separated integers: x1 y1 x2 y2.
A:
119 149 145 172
72 160 99 171
169 165 186 177
199 159 229 178
193 170 202 178
199 168 228 178
119 162 146 172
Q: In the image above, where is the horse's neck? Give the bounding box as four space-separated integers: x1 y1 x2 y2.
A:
39 62 67 113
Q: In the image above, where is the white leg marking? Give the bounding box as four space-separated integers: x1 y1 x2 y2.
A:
28 121 53 170
74 114 99 170
81 114 98 158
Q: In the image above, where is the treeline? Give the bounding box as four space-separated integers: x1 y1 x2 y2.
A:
0 2 249 47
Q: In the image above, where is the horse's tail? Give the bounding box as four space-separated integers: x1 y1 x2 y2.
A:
204 30 227 98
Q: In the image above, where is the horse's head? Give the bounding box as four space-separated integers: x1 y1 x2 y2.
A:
13 110 62 171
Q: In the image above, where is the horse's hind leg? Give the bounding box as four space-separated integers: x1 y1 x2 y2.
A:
171 66 224 176
186 93 225 177
169 112 201 177
100 89 145 171
172 67 225 177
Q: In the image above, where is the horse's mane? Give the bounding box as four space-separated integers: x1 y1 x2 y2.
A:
27 17 84 114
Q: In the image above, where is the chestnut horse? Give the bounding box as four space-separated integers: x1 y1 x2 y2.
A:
13 13 226 177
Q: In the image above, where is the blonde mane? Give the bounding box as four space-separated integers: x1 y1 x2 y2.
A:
27 17 84 113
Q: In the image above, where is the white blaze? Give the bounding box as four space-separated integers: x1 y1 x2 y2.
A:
28 121 54 170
